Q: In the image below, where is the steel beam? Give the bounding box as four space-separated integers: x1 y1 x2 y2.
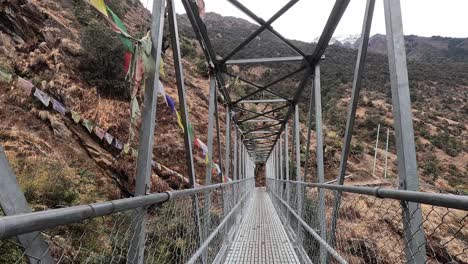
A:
225 109 231 180
239 99 288 104
168 0 196 188
238 104 289 124
233 67 304 105
225 56 304 65
328 0 375 253
129 0 165 262
226 0 307 57
221 0 300 62
168 4 204 262
383 0 426 262
313 65 327 264
0 147 53 264
294 105 303 247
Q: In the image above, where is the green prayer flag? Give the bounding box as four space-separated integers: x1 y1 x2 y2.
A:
0 69 12 83
106 6 134 53
82 119 94 133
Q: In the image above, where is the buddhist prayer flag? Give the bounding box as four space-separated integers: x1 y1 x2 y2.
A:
156 80 167 105
104 132 114 145
166 95 175 113
17 77 34 96
176 111 185 132
124 52 132 74
106 6 134 52
71 111 81 123
113 138 123 150
131 97 140 119
82 119 94 133
33 88 50 107
89 0 108 17
196 0 206 17
0 70 12 83
94 126 106 140
52 99 67 115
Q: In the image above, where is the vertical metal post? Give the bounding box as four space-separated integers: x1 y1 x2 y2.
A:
384 128 390 179
314 64 327 264
167 3 204 262
0 147 53 264
384 0 426 262
129 0 165 262
279 134 284 198
294 105 303 245
168 0 196 188
372 123 381 177
329 0 375 254
285 124 291 223
205 76 217 185
202 76 216 264
233 128 238 181
225 109 231 181
303 81 315 186
214 89 224 180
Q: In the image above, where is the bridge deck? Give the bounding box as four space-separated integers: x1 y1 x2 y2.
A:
224 188 300 264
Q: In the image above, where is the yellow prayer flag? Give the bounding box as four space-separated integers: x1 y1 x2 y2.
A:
89 0 108 17
176 111 185 133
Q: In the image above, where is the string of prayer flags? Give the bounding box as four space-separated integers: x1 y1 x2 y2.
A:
89 0 108 17
33 88 50 107
17 77 34 96
94 126 106 140
82 119 94 133
52 99 67 115
104 132 114 145
71 111 81 123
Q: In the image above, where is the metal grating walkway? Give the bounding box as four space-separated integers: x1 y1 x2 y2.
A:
224 188 300 263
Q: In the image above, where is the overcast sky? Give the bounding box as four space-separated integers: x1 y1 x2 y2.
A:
140 0 468 42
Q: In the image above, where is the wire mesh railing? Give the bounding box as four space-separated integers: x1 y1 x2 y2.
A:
266 178 468 264
0 178 255 263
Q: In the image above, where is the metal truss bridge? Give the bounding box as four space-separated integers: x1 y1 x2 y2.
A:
0 0 467 263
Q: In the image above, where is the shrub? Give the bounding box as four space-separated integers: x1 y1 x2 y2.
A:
180 37 196 59
79 20 129 98
196 59 209 76
11 157 79 208
422 154 440 179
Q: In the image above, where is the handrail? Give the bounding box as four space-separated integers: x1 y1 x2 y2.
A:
271 179 468 211
268 188 348 264
0 178 253 239
187 187 252 264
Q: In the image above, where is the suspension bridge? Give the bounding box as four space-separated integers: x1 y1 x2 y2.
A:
0 0 467 263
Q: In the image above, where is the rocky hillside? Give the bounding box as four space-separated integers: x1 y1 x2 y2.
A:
0 0 229 215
